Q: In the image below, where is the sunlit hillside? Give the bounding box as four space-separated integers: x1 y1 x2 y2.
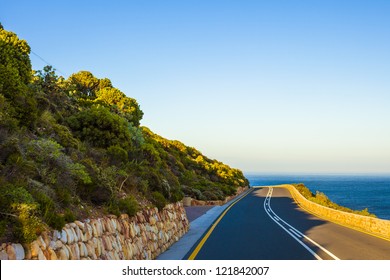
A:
0 24 248 243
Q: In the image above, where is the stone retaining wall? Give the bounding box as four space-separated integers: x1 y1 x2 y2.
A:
0 202 189 260
279 184 390 240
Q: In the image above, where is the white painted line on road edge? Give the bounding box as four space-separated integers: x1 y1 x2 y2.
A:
289 228 302 238
289 227 303 237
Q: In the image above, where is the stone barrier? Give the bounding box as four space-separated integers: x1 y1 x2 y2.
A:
277 184 390 240
0 202 189 260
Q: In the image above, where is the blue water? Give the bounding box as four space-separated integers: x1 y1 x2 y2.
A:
246 174 390 220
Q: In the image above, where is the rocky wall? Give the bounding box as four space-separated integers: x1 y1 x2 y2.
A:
281 184 390 240
0 202 189 260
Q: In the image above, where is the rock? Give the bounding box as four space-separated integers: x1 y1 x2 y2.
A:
120 214 129 220
38 249 46 260
85 224 93 240
42 232 51 248
47 248 57 260
85 241 95 258
94 238 103 257
12 244 25 260
129 224 136 238
79 242 87 257
64 245 73 260
60 229 68 244
102 235 113 251
74 226 82 242
55 240 63 249
0 250 8 260
53 230 61 242
75 220 85 229
70 243 80 260
65 228 75 244
6 244 16 260
123 243 133 259
30 241 41 258
37 236 47 250
57 248 68 260
48 240 56 250
103 218 113 233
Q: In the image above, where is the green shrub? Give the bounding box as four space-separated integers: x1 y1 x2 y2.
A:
106 201 121 217
151 191 167 210
64 208 76 223
66 106 133 149
12 203 43 243
170 190 184 203
107 145 128 166
48 214 65 230
118 196 138 216
55 188 73 206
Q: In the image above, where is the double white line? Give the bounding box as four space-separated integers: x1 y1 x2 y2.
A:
264 187 340 260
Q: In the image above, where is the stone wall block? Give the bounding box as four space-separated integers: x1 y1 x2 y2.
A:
65 228 74 244
12 243 25 260
74 226 82 242
85 240 94 258
85 224 93 240
129 223 136 238
60 229 67 244
71 227 79 243
120 220 129 239
57 248 69 260
47 248 57 260
6 244 16 260
134 224 141 235
123 243 133 259
75 220 85 230
30 241 41 258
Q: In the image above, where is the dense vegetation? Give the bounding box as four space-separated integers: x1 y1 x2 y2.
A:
0 24 249 243
292 183 375 217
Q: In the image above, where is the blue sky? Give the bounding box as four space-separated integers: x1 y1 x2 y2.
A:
2 0 390 174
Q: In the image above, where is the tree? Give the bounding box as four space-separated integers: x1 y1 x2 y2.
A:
96 87 143 126
67 71 100 98
34 65 59 94
0 26 37 127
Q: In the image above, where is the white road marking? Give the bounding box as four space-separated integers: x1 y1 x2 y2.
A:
289 228 302 238
263 187 340 260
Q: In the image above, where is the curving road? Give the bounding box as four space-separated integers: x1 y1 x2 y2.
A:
186 186 390 260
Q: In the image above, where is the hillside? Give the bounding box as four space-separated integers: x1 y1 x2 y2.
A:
0 24 249 243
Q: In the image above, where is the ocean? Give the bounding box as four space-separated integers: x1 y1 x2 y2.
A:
246 174 390 220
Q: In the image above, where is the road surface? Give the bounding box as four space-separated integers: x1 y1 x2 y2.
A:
186 187 390 260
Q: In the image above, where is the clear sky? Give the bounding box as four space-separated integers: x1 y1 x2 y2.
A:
2 0 390 174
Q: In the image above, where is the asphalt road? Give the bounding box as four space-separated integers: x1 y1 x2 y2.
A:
186 187 390 260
